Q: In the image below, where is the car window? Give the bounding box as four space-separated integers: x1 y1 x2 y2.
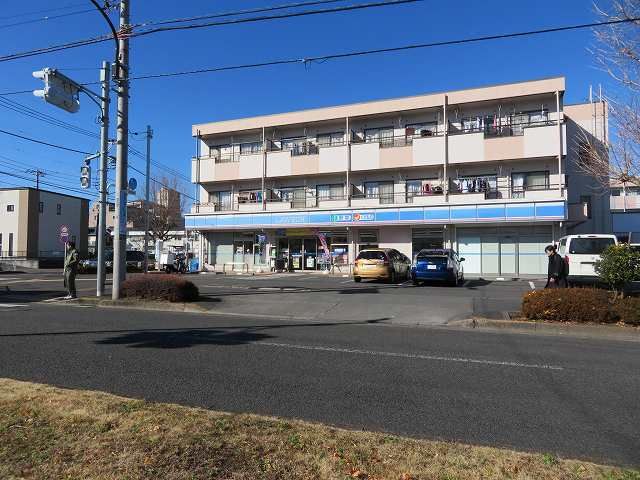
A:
357 251 387 261
568 238 615 255
126 251 146 261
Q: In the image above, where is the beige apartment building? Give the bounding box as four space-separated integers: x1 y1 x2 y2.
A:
187 77 610 276
0 187 89 267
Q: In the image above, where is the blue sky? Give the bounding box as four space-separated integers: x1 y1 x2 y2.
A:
0 0 615 203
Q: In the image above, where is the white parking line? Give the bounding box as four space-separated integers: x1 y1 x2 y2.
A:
529 281 536 290
340 279 352 284
462 280 471 287
0 303 27 308
257 342 563 370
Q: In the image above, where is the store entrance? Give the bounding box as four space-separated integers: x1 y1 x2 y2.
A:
275 232 343 271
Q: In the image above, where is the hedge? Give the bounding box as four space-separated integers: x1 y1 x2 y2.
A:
121 275 199 302
522 288 613 323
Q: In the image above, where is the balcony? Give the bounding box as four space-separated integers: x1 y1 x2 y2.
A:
192 152 262 182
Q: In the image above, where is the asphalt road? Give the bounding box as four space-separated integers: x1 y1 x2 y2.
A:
0 302 638 467
0 270 537 324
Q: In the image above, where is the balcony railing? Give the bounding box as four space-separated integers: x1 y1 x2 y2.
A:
449 119 557 138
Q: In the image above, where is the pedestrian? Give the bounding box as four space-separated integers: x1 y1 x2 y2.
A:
544 244 568 288
63 241 79 299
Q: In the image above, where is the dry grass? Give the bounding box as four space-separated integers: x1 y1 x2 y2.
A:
0 378 637 480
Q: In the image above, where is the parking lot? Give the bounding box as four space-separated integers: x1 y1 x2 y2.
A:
0 270 540 324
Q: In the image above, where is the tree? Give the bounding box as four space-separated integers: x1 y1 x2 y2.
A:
578 1 640 188
594 244 640 297
129 176 185 243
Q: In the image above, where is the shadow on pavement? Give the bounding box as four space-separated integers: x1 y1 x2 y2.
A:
0 289 67 304
0 317 392 349
95 328 272 349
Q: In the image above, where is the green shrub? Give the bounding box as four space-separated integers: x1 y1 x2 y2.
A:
521 288 614 323
121 274 199 302
595 244 640 297
612 297 640 326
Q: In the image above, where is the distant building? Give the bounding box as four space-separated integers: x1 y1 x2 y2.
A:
610 182 640 243
0 187 89 267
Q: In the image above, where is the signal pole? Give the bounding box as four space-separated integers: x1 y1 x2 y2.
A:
143 125 152 273
97 61 110 297
112 0 130 300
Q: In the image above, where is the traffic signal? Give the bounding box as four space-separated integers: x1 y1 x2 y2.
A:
32 68 81 113
80 160 91 189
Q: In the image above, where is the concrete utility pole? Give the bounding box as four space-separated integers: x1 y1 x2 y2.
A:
97 61 110 297
112 0 130 300
143 125 152 273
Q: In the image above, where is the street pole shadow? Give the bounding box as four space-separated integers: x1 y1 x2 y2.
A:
94 328 272 349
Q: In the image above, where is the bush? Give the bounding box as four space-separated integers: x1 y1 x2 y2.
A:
521 288 614 323
594 244 640 297
612 297 640 326
121 274 199 302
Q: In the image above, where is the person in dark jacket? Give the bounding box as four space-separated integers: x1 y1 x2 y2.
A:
63 241 79 299
545 244 568 288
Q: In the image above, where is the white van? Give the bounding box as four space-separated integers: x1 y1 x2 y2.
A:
556 234 618 283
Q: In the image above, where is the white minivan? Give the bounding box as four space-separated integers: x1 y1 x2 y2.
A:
556 234 618 283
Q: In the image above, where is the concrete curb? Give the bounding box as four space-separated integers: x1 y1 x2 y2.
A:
76 297 207 314
448 317 640 342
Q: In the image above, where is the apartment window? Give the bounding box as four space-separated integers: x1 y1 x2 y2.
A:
317 132 344 146
364 181 394 204
8 233 13 257
405 122 438 137
56 203 62 215
511 171 549 198
0 233 2 255
239 141 261 155
108 204 116 211
317 184 343 200
38 201 44 213
209 191 232 211
580 195 593 219
364 127 394 145
611 188 622 197
6 204 14 212
210 144 236 162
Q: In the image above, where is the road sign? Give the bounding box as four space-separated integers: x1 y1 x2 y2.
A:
128 177 137 195
58 225 71 245
33 68 81 113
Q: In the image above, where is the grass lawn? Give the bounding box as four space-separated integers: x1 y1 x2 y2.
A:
0 378 637 479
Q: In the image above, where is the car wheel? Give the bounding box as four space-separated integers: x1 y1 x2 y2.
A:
354 276 361 283
412 278 419 286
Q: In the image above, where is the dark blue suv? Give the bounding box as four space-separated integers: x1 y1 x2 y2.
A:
411 249 465 286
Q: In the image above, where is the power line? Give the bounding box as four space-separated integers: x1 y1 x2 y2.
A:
132 0 423 39
0 96 100 139
0 128 91 155
0 8 96 30
0 0 422 63
0 3 87 21
128 164 196 201
136 0 349 28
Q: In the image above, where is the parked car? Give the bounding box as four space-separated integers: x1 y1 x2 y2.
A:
353 248 411 283
104 250 147 272
411 248 465 286
78 258 97 273
556 234 618 284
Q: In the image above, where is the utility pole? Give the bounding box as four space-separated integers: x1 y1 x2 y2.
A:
27 169 45 190
143 124 152 273
97 61 110 297
112 0 130 300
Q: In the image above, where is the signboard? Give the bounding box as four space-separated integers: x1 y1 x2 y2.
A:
58 224 71 245
329 212 375 223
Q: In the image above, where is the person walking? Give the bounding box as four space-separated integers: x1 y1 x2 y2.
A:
544 244 568 288
63 241 79 299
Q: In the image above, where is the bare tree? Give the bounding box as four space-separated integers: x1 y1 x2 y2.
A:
129 176 185 243
580 0 640 188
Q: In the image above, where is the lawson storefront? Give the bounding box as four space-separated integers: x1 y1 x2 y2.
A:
186 200 566 276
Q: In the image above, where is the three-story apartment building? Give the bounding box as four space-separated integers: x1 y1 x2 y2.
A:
187 77 609 276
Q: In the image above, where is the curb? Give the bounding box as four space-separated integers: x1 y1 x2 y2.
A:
448 317 640 342
76 297 207 314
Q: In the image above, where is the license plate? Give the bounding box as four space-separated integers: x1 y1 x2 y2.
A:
427 265 437 270
362 264 374 269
